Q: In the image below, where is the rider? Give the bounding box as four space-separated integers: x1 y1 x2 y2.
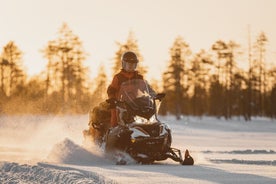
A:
107 51 143 127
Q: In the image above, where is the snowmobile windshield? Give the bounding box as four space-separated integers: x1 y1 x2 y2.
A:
118 79 156 120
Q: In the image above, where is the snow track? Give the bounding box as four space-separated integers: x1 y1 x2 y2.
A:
0 162 116 184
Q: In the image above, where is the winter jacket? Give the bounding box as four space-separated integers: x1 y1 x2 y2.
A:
107 69 143 99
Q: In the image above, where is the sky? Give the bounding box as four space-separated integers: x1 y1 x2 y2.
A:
1 0 276 81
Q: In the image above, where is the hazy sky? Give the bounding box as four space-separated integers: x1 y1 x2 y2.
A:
1 0 276 80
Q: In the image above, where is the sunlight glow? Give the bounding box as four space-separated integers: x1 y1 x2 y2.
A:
1 0 276 81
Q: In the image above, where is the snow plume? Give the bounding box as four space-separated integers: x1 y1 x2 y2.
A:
0 115 100 164
47 138 108 165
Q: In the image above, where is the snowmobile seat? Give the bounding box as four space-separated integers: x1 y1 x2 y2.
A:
89 101 111 131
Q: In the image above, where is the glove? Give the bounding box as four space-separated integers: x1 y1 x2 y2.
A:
106 98 117 108
155 93 166 100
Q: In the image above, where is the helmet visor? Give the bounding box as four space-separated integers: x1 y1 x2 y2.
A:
123 61 137 72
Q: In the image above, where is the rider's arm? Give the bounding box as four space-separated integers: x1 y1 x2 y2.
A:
107 75 120 99
145 81 157 97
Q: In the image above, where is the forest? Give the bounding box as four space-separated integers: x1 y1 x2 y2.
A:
0 23 276 121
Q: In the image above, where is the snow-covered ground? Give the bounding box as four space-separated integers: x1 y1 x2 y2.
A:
0 115 276 183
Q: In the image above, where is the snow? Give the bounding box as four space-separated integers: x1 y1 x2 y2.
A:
0 115 276 183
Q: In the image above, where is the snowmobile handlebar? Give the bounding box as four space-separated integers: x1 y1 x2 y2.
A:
106 93 166 108
154 93 166 101
106 98 120 108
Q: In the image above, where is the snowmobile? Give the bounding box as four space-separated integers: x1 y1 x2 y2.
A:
83 79 194 165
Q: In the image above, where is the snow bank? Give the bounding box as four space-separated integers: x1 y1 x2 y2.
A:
209 159 276 166
203 149 276 154
0 162 116 184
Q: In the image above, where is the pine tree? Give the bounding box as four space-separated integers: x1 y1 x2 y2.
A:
252 32 268 116
42 23 88 113
0 58 9 96
211 40 240 119
1 41 25 97
208 75 224 118
90 65 108 108
190 50 213 116
162 36 191 119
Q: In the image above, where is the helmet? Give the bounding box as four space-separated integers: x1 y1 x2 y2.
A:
121 51 139 63
121 51 138 72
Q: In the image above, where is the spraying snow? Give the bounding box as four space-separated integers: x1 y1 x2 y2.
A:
0 115 95 163
47 138 110 165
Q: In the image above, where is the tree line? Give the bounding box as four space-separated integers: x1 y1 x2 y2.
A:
0 23 146 115
161 34 276 120
0 23 275 120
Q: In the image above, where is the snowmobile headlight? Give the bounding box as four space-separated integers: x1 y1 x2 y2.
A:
163 136 168 143
159 124 170 135
159 126 164 134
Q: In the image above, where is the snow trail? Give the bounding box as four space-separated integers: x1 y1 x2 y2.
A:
0 161 117 184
